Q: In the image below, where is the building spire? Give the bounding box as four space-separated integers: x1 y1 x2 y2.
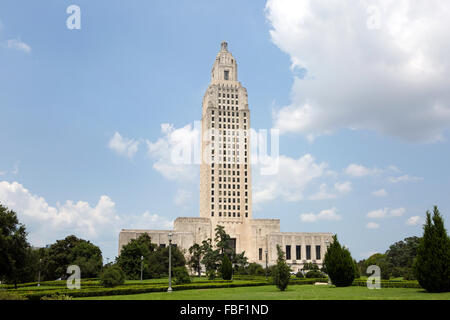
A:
220 41 228 52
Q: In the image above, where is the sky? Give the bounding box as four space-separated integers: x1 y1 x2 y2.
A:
1 0 449 264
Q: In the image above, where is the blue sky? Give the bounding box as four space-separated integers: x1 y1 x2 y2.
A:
1 0 449 263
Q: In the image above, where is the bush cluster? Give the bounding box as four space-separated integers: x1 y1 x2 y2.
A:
100 266 126 288
173 266 191 285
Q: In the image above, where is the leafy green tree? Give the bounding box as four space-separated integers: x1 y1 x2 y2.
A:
365 253 393 280
386 237 420 269
273 245 291 291
323 235 355 287
413 206 450 292
221 254 233 280
147 245 186 278
42 235 103 280
0 204 30 288
71 241 103 278
117 234 155 279
201 239 221 279
188 243 202 276
100 265 125 287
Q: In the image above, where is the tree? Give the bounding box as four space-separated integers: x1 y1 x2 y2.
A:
220 254 233 280
173 266 191 284
117 234 155 279
365 253 392 280
200 239 220 280
323 235 355 287
232 251 248 274
147 245 186 278
413 206 450 292
100 265 125 288
188 243 202 276
0 204 30 288
273 245 291 291
42 235 103 280
214 225 232 256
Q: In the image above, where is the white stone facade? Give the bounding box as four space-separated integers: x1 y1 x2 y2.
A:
119 42 333 271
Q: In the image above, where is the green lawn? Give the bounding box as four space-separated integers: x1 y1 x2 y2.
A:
76 284 450 300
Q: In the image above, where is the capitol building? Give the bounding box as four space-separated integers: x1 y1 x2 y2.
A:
119 42 332 272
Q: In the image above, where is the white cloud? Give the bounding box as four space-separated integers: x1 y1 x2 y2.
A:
390 207 406 217
406 216 422 226
366 222 380 229
253 154 327 204
300 207 341 223
334 181 352 194
308 183 336 200
146 123 199 182
367 208 388 219
267 0 450 143
367 207 405 219
388 174 423 183
108 132 140 159
6 39 31 53
372 189 388 197
0 181 172 257
344 164 381 177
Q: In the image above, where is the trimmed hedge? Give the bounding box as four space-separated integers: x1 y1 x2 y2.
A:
352 279 421 289
21 278 330 300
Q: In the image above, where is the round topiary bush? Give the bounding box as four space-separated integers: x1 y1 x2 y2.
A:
100 265 126 288
305 270 323 278
295 271 304 278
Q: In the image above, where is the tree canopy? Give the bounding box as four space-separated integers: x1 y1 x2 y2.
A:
413 206 450 292
0 203 31 288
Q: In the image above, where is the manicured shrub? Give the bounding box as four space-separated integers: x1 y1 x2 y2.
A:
295 271 304 278
273 245 291 291
323 235 356 287
305 270 323 278
221 254 233 280
100 265 126 288
247 263 265 276
413 206 450 292
173 266 191 285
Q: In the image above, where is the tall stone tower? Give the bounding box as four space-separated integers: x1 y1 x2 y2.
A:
119 42 333 268
199 41 253 251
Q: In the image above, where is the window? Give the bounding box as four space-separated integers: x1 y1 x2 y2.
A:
316 245 321 260
296 246 301 260
306 245 311 260
259 248 263 261
224 70 229 80
286 245 291 260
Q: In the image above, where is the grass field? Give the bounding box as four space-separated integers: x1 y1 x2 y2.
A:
76 284 450 300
